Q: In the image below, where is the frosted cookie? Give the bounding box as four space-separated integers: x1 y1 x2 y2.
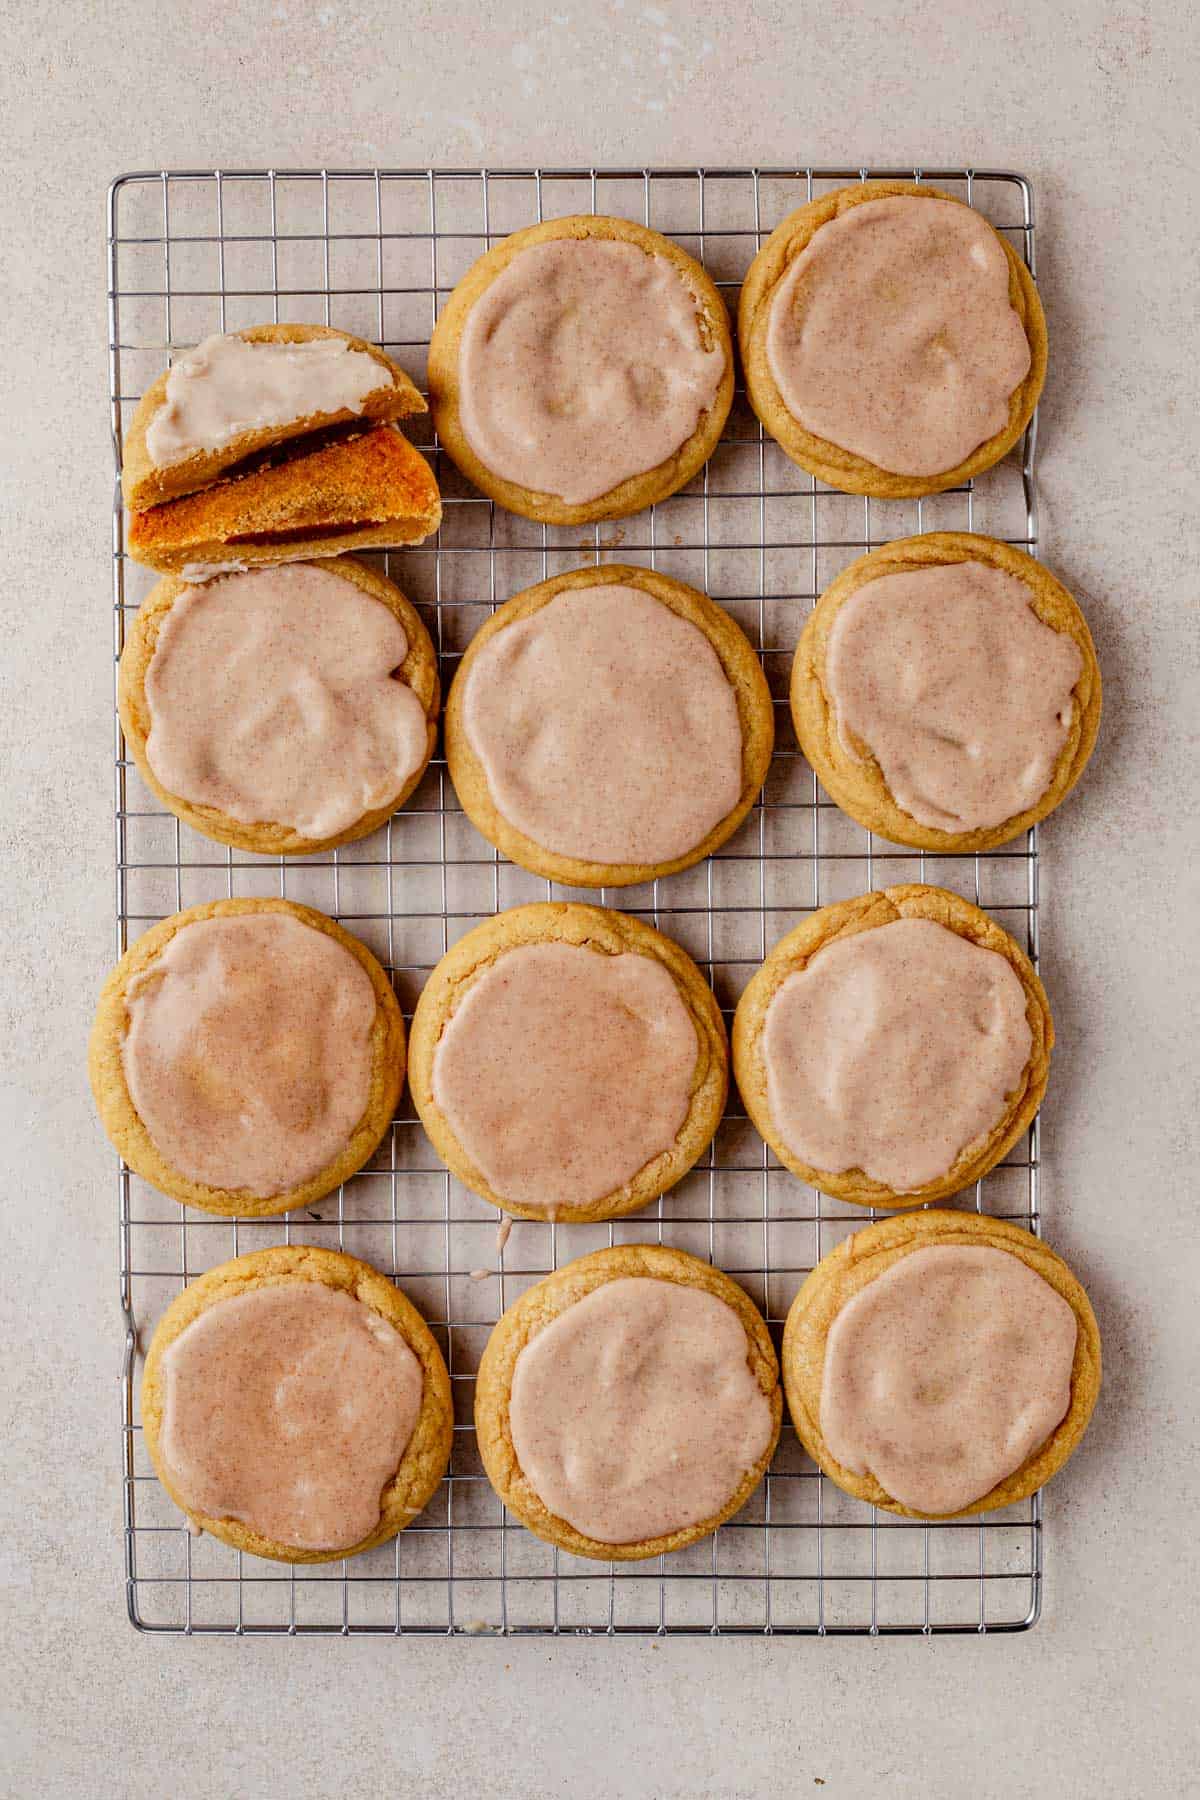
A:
739 183 1047 497
125 422 441 577
408 903 727 1224
122 323 425 511
445 564 774 886
142 1246 453 1563
119 558 439 856
732 884 1052 1208
782 1210 1100 1519
475 1245 780 1560
428 214 733 524
792 533 1101 851
89 898 404 1217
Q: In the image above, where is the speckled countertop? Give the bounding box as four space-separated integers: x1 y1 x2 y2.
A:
2 2 1197 1795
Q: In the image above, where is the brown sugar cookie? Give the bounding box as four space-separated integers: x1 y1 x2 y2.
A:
122 322 426 512
738 182 1047 498
445 563 773 886
125 423 441 577
118 556 439 857
428 213 734 524
782 1210 1100 1519
475 1245 781 1561
791 533 1100 852
408 903 727 1224
142 1245 452 1563
732 885 1052 1209
89 897 404 1218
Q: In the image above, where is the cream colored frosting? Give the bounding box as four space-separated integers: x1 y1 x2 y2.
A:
820 1245 1077 1514
146 332 394 468
158 1283 423 1550
179 560 250 583
122 913 377 1198
462 583 743 865
457 239 725 504
509 1276 774 1542
763 917 1032 1191
143 564 428 841
430 942 697 1213
826 561 1083 833
766 197 1032 476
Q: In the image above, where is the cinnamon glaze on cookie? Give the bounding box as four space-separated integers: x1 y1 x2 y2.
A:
765 196 1031 477
146 332 396 468
143 564 429 842
762 917 1032 1191
824 560 1083 833
509 1277 775 1543
430 941 696 1214
461 582 743 865
122 912 377 1198
819 1244 1077 1515
158 1282 424 1551
457 238 725 505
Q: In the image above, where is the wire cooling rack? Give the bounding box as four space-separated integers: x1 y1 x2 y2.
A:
108 166 1044 1636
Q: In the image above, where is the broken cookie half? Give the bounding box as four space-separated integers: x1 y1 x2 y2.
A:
121 324 441 574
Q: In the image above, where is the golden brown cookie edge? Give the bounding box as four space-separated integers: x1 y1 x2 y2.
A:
140 1244 453 1563
737 183 1048 499
780 1209 1101 1519
444 562 774 886
89 896 406 1217
730 884 1053 1209
118 555 440 855
427 214 735 524
474 1243 782 1561
790 532 1102 852
407 902 728 1223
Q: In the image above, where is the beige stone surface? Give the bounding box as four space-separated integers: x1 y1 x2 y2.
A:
1 1 1196 1796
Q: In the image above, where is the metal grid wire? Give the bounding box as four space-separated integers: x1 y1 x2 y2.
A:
108 167 1043 1636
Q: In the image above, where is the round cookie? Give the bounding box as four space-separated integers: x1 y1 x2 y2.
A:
408 902 727 1224
445 563 774 886
141 1245 453 1562
89 896 405 1217
427 213 734 524
731 884 1052 1209
118 556 440 856
738 182 1047 498
792 533 1101 852
475 1244 781 1561
782 1210 1100 1519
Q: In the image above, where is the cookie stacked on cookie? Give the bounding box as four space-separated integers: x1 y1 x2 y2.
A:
122 323 441 575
